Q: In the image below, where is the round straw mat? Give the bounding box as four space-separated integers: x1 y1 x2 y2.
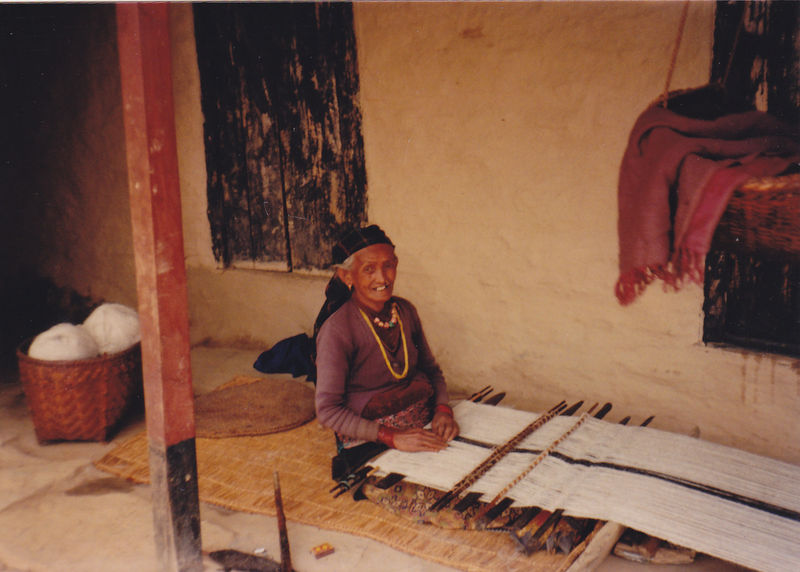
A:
194 376 315 438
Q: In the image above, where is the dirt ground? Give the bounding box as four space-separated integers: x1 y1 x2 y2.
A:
0 346 750 572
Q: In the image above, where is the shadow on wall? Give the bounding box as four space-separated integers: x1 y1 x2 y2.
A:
0 270 100 375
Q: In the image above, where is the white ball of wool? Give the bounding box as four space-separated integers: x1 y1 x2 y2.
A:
83 303 141 355
28 323 101 361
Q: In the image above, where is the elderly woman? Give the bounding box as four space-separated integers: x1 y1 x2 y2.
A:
315 225 459 456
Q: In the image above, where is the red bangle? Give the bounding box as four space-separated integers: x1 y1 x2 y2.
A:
377 425 395 448
435 403 454 417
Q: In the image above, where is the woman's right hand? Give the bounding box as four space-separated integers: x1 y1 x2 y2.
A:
391 428 449 452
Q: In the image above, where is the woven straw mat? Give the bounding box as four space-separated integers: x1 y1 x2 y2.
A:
194 376 315 438
95 376 566 572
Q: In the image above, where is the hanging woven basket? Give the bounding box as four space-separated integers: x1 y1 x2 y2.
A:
713 173 800 258
657 3 800 260
17 339 143 442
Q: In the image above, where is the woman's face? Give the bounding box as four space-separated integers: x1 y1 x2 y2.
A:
344 243 398 312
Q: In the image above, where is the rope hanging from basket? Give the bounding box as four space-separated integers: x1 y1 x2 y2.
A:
657 0 745 112
660 0 691 107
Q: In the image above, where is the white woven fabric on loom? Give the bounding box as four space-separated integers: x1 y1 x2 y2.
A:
372 401 800 572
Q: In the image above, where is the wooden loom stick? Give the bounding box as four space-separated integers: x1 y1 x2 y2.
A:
594 402 613 420
524 509 565 554
473 412 591 527
560 400 584 416
428 400 568 512
468 385 492 401
273 472 292 572
469 385 493 401
483 392 506 406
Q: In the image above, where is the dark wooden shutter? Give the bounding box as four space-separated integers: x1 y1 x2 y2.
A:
704 252 800 356
703 1 800 357
194 3 367 270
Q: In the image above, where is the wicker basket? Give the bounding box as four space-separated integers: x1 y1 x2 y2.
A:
714 173 800 258
17 340 143 443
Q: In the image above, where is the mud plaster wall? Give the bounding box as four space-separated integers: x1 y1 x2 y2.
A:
172 3 799 463
5 4 796 463
2 5 136 307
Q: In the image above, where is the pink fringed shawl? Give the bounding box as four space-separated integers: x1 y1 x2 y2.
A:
616 106 799 305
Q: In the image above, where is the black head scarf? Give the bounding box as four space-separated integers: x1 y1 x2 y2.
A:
331 225 394 265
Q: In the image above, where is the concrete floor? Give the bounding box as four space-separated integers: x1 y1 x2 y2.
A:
0 346 751 572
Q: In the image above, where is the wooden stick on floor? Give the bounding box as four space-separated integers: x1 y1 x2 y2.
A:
273 472 292 572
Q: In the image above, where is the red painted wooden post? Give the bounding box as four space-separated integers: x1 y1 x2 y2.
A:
116 4 202 571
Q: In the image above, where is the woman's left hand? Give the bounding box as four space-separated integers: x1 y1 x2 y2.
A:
432 411 460 441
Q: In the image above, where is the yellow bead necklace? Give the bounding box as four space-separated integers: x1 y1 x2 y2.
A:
358 306 408 380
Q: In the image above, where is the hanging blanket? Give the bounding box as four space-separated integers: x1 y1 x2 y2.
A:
615 105 799 305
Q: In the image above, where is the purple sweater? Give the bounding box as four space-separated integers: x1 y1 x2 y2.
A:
315 297 449 441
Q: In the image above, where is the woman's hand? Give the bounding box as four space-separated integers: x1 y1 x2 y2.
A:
432 410 460 442
391 428 449 452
